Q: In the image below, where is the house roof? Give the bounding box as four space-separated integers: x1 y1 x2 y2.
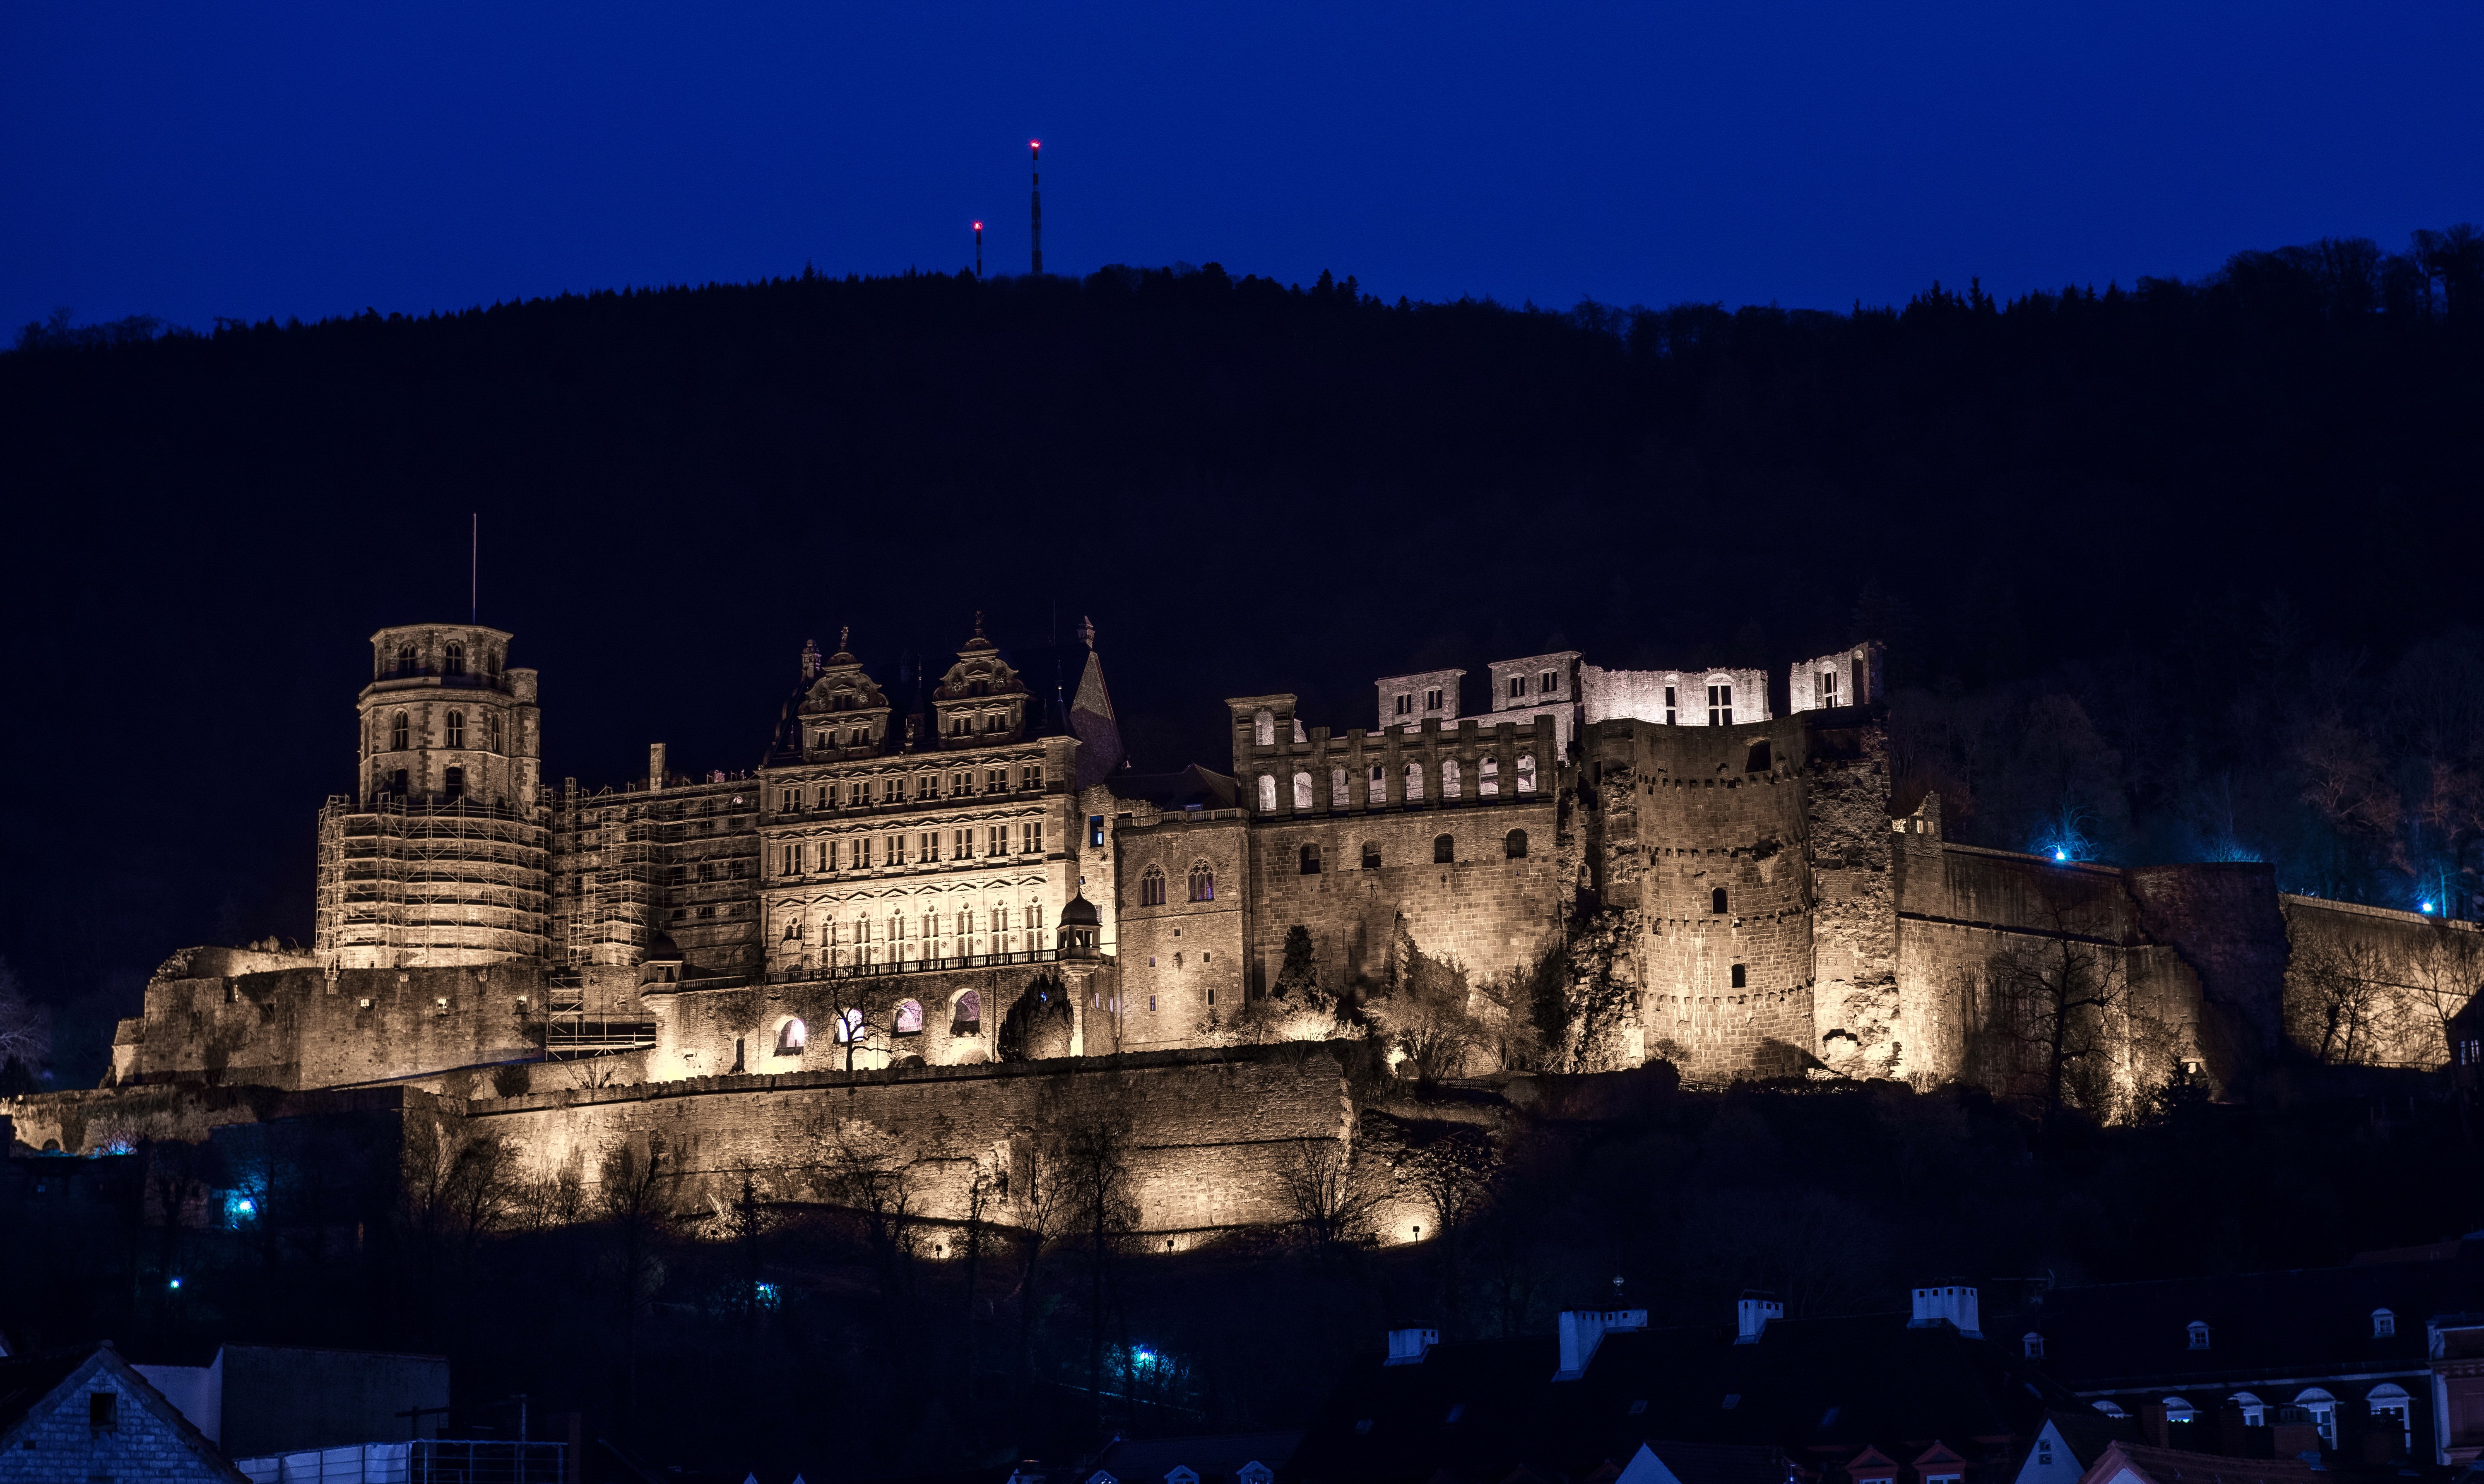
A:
1088 1430 1301 1482
2076 1439 2332 1484
0 1343 248 1481
1109 767 1239 812
1287 1312 2090 1484
0 1349 91 1440
2002 1244 2484 1393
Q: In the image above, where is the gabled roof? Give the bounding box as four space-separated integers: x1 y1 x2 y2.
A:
2003 1244 2484 1391
2075 1439 2331 1484
1110 767 1238 812
1087 1430 1299 1483
1288 1312 2089 1484
0 1343 248 1481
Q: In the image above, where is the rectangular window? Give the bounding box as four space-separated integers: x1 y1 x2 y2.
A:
1664 685 1677 726
1425 687 1443 710
1021 762 1043 789
1370 763 1387 804
955 828 972 858
857 837 873 868
1020 821 1042 854
953 771 970 795
881 778 900 803
920 831 939 861
848 782 867 806
889 833 907 865
1089 815 1105 847
1394 693 1412 716
1508 676 1525 699
1820 670 1839 707
1540 669 1557 694
987 767 1006 793
988 825 1006 856
916 774 934 799
1707 683 1733 726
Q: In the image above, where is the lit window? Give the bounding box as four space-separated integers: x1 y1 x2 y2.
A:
832 1008 864 1044
1820 669 1839 707
777 1019 807 1054
2093 1400 2128 1418
1707 681 1733 726
1189 863 1215 902
894 1000 923 1034
2230 1393 2264 1426
955 991 981 1027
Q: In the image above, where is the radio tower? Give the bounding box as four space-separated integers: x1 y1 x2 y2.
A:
1029 140 1043 276
974 221 983 279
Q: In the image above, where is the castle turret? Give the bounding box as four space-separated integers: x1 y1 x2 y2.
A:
315 624 550 969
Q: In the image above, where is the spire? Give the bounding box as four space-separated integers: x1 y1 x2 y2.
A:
1076 614 1096 649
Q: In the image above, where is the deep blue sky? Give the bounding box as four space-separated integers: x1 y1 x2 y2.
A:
6 1 2481 333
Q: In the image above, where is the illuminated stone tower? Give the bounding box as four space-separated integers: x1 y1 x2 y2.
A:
313 624 550 968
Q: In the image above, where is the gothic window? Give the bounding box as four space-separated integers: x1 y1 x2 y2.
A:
1707 682 1733 726
1293 771 1313 810
782 916 799 940
1253 708 1275 746
1141 867 1166 906
895 999 924 1034
445 711 465 748
1711 888 1729 914
1362 842 1381 870
1300 843 1321 875
443 766 465 800
1441 759 1461 798
395 643 417 674
1516 753 1537 793
390 712 409 750
833 1008 865 1044
1189 863 1216 902
486 710 503 751
1405 762 1425 801
1505 829 1528 859
443 641 465 676
777 1018 807 1054
1258 774 1278 811
1433 833 1454 864
954 990 982 1029
1480 756 1500 796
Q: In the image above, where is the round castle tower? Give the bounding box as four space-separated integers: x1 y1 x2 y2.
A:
314 624 550 968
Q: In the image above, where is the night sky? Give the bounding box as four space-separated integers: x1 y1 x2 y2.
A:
7 2 2482 332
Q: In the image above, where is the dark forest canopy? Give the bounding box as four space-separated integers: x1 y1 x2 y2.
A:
3 226 2482 1078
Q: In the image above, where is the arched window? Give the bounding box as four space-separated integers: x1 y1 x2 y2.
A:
1293 771 1313 810
390 712 409 750
1189 863 1215 902
2294 1388 2336 1443
1441 758 1462 798
1253 708 1275 747
1505 829 1528 859
894 1000 924 1034
2367 1384 2411 1450
833 1007 865 1044
1361 842 1381 870
1257 774 1278 812
2372 1308 2396 1337
1433 833 1454 864
1516 753 1537 794
1300 843 1321 875
395 643 416 674
1140 867 1166 906
486 710 503 751
1711 888 1729 914
776 1018 807 1055
442 766 465 800
953 990 982 1029
1730 964 1747 989
1405 761 1425 801
1480 756 1500 796
443 641 465 676
1368 763 1387 805
445 711 465 748
2229 1393 2265 1426
2162 1398 2197 1424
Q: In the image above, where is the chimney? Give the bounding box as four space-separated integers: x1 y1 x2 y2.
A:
1909 1283 1981 1337
1553 1307 1646 1381
2141 1401 2171 1450
1737 1292 1784 1344
1384 1328 1439 1366
648 743 667 791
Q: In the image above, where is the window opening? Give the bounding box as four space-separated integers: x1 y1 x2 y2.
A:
1711 888 1729 914
1433 833 1454 864
777 1018 807 1054
1362 842 1381 870
1141 867 1166 906
1189 863 1216 902
443 641 465 675
895 1000 924 1034
1708 682 1733 726
445 711 465 748
1300 843 1321 875
1505 829 1528 859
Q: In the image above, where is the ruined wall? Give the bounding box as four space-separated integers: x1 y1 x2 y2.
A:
453 1042 1357 1238
1591 714 1818 1079
645 959 1100 1078
1582 665 1771 727
2280 895 2481 1068
1804 719 1898 1072
111 961 551 1090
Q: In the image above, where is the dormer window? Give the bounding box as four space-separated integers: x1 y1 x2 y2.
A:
2186 1321 2210 1350
2023 1332 2044 1360
2372 1308 2395 1337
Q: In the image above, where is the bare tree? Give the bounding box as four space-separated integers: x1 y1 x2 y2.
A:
1274 1134 1380 1253
814 1116 921 1299
1967 919 2141 1126
593 1140 674 1414
2404 922 2484 1069
1387 1118 1500 1336
1039 1077 1138 1429
2286 927 2398 1065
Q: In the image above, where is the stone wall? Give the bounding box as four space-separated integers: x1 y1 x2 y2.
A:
1107 809 1253 1047
111 962 551 1090
645 959 1090 1078
1582 665 1771 727
2280 895 2481 1068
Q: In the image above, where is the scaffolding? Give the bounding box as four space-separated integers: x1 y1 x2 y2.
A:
322 794 550 967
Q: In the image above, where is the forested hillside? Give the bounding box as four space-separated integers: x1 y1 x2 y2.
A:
3 230 2482 1070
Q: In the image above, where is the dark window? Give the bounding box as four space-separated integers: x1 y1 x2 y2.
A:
954 990 982 1029
390 712 409 750
1362 842 1382 870
443 641 465 676
1505 829 1528 859
395 643 417 673
1745 740 1772 772
1731 964 1747 988
1708 683 1733 726
443 766 465 800
89 1392 116 1429
1433 834 1454 864
1189 864 1216 902
1300 843 1321 875
390 768 409 796
1711 888 1729 914
1664 684 1677 724
445 711 465 748
1508 676 1525 699
1141 868 1165 906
